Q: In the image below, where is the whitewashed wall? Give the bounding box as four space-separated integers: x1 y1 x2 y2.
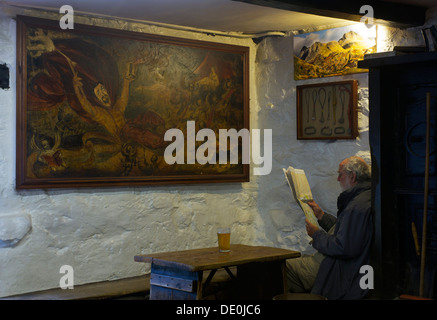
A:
255 35 371 250
0 7 425 297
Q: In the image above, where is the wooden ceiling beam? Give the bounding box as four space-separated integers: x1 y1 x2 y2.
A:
234 0 426 28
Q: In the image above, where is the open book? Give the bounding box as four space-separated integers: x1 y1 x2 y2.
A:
283 166 318 226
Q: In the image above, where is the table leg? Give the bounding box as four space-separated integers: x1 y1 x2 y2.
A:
203 269 217 287
280 260 288 294
196 270 203 300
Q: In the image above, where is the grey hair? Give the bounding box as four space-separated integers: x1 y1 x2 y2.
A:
342 156 371 183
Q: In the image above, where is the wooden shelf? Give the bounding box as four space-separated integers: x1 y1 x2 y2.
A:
394 188 437 195
359 51 437 69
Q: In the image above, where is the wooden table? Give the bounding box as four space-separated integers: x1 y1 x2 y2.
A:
134 244 300 300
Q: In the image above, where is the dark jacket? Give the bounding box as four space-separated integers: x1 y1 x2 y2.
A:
310 181 373 300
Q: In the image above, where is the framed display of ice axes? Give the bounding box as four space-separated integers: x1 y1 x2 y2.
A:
296 80 358 140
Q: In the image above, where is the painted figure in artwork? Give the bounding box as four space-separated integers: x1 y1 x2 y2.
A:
27 31 169 177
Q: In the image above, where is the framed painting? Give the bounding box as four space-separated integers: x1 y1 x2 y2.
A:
294 24 376 80
16 16 249 189
296 80 358 140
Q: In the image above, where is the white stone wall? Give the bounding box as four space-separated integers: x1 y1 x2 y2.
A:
255 35 371 251
0 7 425 297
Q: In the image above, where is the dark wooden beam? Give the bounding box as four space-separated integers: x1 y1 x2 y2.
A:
234 0 426 28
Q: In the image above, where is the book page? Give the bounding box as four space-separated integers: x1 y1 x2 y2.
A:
283 167 318 226
290 168 313 202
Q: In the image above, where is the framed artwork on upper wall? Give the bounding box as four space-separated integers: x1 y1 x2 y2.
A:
16 16 249 189
296 80 358 140
294 24 376 80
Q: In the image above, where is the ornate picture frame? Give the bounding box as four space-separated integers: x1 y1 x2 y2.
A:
16 16 249 189
296 80 358 140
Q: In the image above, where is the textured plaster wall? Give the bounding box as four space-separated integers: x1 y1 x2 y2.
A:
0 6 425 297
255 35 371 251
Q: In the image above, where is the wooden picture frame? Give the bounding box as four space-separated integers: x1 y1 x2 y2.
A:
296 80 358 140
16 16 249 189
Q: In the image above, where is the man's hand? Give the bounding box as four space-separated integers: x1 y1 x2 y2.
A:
307 200 324 220
305 218 319 238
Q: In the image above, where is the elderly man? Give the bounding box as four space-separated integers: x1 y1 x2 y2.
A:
286 156 373 299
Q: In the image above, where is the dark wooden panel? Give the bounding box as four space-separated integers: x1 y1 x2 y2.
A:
234 0 426 27
362 52 437 299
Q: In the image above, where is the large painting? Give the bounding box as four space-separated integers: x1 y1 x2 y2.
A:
16 16 249 189
294 24 376 80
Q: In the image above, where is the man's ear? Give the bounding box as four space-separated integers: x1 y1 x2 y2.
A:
350 172 357 184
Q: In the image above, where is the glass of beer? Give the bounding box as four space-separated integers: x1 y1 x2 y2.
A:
217 227 231 252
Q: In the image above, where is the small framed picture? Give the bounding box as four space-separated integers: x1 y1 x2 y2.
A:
296 80 358 140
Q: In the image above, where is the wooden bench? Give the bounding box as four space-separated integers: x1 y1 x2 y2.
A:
1 275 150 300
0 268 236 300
